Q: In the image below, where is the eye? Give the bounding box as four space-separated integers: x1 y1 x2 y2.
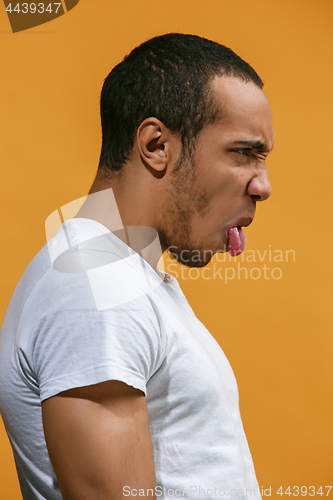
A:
235 148 252 157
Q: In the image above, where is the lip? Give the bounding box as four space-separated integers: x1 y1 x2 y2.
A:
226 216 254 234
224 216 254 243
232 216 254 229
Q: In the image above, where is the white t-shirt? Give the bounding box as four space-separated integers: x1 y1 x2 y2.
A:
0 218 261 500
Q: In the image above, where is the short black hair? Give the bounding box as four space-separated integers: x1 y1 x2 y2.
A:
98 33 263 172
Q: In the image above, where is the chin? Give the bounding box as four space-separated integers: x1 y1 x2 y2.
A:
167 246 216 269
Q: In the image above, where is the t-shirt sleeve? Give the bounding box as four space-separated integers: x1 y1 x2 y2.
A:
25 266 164 402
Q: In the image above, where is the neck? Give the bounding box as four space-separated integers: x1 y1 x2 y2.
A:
74 171 164 273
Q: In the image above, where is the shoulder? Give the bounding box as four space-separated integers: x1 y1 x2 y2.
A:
30 218 163 313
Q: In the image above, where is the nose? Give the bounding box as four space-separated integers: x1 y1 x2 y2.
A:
247 166 272 202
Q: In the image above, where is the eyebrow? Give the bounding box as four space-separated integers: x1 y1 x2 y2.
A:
231 140 273 152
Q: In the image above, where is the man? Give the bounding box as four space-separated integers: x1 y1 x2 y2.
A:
0 33 273 499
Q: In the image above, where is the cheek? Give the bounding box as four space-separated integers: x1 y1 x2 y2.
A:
209 173 245 201
199 176 248 225
193 159 250 212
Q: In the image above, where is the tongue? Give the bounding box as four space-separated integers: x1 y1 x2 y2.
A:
228 227 246 256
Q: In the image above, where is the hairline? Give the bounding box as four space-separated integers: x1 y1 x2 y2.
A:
98 72 263 179
172 73 264 169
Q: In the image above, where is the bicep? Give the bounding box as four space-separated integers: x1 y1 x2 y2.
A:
42 380 156 500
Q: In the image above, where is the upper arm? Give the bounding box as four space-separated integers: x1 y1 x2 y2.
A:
42 380 156 500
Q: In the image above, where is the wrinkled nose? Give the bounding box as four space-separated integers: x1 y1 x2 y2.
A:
247 167 272 202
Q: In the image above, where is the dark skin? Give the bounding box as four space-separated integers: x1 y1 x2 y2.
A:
42 76 274 499
42 381 156 500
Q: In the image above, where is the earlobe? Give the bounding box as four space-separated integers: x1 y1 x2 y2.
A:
137 118 169 172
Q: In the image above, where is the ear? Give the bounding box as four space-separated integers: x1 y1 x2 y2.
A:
137 118 175 172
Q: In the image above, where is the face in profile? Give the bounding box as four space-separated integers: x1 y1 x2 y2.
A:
158 76 274 268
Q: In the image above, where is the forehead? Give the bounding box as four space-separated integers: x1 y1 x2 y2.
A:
209 76 274 150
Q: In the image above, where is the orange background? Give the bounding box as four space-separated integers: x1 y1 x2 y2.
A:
1 0 332 498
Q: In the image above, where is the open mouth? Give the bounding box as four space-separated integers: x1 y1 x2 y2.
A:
227 226 247 256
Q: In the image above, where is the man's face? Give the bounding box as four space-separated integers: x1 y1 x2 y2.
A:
158 76 274 268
